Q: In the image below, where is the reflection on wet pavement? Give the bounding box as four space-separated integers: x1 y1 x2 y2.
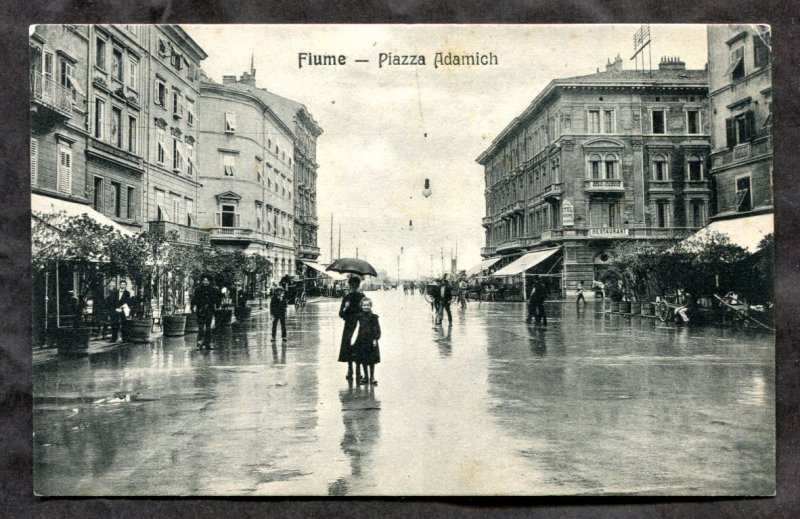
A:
33 292 774 495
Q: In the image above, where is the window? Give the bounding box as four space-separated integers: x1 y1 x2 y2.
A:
127 186 135 220
653 154 668 180
43 50 54 80
95 37 106 70
690 200 706 227
729 45 745 81
589 154 601 179
172 89 183 118
186 98 195 125
128 116 137 152
603 110 615 133
687 155 703 181
588 110 601 133
111 181 121 217
171 193 182 225
93 177 103 211
112 48 123 82
171 52 183 71
155 189 169 221
651 109 665 134
30 138 38 185
57 144 72 195
155 79 167 107
220 204 237 228
754 30 771 69
186 199 194 226
158 38 168 57
687 110 701 134
186 143 194 176
608 203 618 227
222 154 236 176
128 58 138 90
736 176 752 212
157 128 165 164
656 200 670 227
726 110 756 147
172 138 183 171
605 157 616 179
58 57 78 102
111 107 122 147
225 112 236 132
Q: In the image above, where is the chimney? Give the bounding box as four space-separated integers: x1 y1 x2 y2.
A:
222 75 237 85
658 56 686 71
605 54 624 72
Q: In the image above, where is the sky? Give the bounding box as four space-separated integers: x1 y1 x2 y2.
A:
184 24 708 279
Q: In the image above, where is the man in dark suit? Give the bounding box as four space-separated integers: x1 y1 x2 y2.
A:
434 277 453 325
526 276 548 326
191 276 221 348
106 280 132 342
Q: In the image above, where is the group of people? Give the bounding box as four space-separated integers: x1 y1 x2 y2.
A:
189 276 249 348
337 275 381 386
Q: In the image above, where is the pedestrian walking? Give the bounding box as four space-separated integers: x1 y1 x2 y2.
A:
353 297 381 386
191 276 220 348
576 281 587 305
433 277 453 325
106 279 132 342
526 276 547 326
270 288 288 342
338 276 365 383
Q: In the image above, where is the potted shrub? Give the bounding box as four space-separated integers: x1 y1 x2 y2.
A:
160 233 200 337
32 212 124 353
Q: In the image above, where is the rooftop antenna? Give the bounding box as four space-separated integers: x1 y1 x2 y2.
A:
630 24 652 77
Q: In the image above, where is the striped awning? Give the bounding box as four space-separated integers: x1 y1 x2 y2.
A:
492 248 561 277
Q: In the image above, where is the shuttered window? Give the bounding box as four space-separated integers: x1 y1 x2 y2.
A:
57 144 72 194
30 138 38 185
725 110 756 147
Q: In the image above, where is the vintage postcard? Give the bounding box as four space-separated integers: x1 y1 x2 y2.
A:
30 24 774 496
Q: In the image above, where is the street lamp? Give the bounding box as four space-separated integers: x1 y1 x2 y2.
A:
422 179 431 198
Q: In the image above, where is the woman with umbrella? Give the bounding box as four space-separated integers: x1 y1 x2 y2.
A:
338 275 365 383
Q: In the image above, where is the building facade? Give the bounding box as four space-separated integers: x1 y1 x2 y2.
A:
706 25 772 219
141 25 208 246
477 56 712 297
197 69 297 281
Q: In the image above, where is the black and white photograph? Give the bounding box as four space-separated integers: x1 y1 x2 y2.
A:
29 23 775 496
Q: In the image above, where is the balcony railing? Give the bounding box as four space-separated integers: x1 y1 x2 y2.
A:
588 227 629 238
299 244 321 256
542 182 564 199
584 179 625 193
539 229 564 241
648 180 674 192
30 71 73 118
481 216 493 227
628 227 696 239
148 220 208 246
684 179 711 192
208 227 254 240
89 138 144 168
481 246 496 256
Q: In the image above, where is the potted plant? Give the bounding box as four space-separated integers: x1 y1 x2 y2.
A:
160 231 199 337
32 212 124 353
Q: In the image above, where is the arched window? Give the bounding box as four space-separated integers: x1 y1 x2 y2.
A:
652 153 669 181
687 155 703 181
604 153 619 179
588 153 602 179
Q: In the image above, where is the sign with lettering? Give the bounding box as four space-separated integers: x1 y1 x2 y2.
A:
589 228 629 237
562 199 574 227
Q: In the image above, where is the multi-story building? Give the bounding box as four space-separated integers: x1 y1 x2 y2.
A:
255 90 323 267
696 25 773 250
476 55 711 297
140 25 208 246
197 66 297 281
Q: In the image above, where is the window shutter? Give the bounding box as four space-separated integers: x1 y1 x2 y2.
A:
63 151 72 194
30 138 38 185
214 212 221 226
725 118 735 148
744 110 756 141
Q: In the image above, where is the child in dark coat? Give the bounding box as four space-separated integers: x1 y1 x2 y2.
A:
270 288 288 341
353 297 381 385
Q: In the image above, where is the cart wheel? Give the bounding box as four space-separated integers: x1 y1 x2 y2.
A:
656 301 669 322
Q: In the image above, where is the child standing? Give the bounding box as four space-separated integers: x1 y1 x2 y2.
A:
270 288 288 342
353 297 381 386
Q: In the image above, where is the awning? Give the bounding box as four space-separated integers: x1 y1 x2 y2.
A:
465 257 502 277
32 193 134 236
683 213 773 253
492 247 561 277
301 260 347 281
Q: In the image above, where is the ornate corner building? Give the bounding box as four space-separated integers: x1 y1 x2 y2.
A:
477 55 712 296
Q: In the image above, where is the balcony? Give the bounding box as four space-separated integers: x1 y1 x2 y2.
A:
298 244 321 258
588 227 629 238
542 182 564 200
539 229 564 242
208 227 254 243
628 227 696 240
30 71 73 120
684 179 711 193
89 138 144 169
481 216 493 227
496 238 528 253
648 180 674 193
298 214 319 227
501 201 525 219
148 220 208 246
712 135 772 170
584 179 625 195
481 246 496 257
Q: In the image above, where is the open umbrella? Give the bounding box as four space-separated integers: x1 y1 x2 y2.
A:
326 257 378 277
